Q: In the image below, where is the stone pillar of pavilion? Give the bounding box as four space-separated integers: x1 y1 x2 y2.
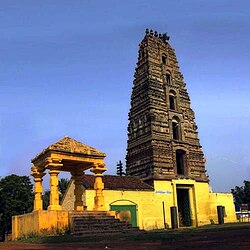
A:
71 171 85 211
48 167 61 210
91 163 107 211
31 166 45 211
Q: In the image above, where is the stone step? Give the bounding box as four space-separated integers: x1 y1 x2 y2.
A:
74 227 139 233
69 211 110 216
73 217 117 221
74 226 136 233
73 218 115 222
73 221 132 227
70 210 141 236
72 215 114 218
74 228 140 237
74 222 124 228
74 218 119 223
74 221 119 226
74 223 132 230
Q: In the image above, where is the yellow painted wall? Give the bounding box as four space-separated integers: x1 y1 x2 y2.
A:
61 178 237 230
154 179 212 226
155 179 237 226
209 193 236 223
62 186 172 230
12 211 39 239
62 181 170 230
102 189 170 230
12 210 69 240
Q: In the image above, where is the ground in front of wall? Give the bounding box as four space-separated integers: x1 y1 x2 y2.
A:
1 223 250 250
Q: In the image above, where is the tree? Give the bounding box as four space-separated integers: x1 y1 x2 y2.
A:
116 160 125 176
58 178 70 196
42 190 50 210
231 180 250 204
0 174 33 240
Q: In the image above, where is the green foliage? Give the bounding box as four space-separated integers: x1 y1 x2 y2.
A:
231 180 250 204
59 178 70 203
0 174 33 238
58 178 70 195
42 190 50 210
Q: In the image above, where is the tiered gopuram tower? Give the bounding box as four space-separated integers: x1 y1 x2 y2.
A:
126 29 208 185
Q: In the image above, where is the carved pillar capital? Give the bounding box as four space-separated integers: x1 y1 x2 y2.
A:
31 166 46 179
45 157 63 170
91 163 107 176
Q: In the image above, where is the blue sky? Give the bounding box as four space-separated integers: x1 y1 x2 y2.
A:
0 0 249 192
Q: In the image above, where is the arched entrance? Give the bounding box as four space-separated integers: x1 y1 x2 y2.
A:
110 200 138 227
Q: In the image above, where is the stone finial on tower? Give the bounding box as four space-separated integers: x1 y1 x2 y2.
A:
145 29 170 42
162 32 170 43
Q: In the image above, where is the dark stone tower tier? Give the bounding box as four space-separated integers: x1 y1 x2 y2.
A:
126 29 208 184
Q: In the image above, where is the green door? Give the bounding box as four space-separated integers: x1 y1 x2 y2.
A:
110 205 137 227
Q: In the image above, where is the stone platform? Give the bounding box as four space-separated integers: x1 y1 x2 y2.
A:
12 210 139 240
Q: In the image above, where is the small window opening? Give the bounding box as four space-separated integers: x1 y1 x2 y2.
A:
169 96 176 110
162 56 166 64
166 73 171 84
176 150 185 175
172 121 180 140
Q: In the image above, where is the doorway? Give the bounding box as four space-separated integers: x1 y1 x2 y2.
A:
177 189 191 227
110 204 137 227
